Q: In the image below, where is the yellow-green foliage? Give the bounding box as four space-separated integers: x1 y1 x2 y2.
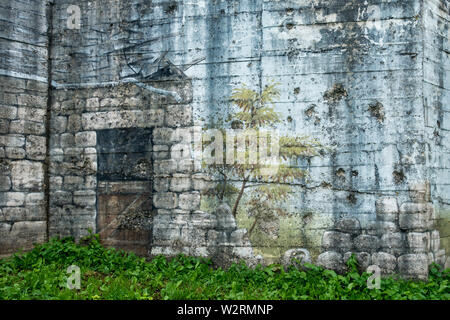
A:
203 82 326 237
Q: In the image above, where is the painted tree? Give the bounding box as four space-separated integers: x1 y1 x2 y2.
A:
203 82 325 237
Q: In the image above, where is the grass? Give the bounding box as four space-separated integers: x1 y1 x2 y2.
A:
0 234 448 300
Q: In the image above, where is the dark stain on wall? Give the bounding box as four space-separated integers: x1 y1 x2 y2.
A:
97 128 153 181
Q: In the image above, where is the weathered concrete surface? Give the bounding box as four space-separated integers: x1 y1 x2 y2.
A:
0 0 448 278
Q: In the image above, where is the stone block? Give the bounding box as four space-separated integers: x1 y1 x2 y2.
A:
153 145 169 152
82 110 163 130
64 176 84 189
400 202 434 216
67 114 82 132
51 116 67 133
0 134 25 147
178 192 200 211
154 159 177 175
170 175 192 192
406 232 430 253
86 98 99 111
11 161 44 191
75 131 96 147
282 248 312 267
190 212 217 229
398 254 429 280
207 230 219 246
25 192 45 205
322 231 352 253
60 133 75 148
49 148 63 162
1 207 27 221
0 175 11 191
399 203 434 231
73 190 96 207
192 174 214 191
153 128 175 145
334 217 361 235
317 251 345 273
49 176 63 190
154 177 170 192
380 232 405 256
124 97 139 108
84 175 97 189
26 135 46 160
50 191 72 206
354 235 379 253
0 119 9 134
49 135 60 148
173 127 194 144
428 252 435 265
408 181 430 202
376 197 398 222
343 252 371 271
5 147 25 159
371 252 397 274
10 120 45 135
216 209 237 231
153 151 169 160
171 143 192 160
153 192 178 209
0 106 17 119
434 250 446 267
8 221 46 250
17 94 46 107
177 159 194 173
17 107 45 122
376 221 400 235
100 98 120 108
430 230 441 252
399 213 433 232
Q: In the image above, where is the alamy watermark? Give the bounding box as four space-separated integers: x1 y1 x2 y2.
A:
67 5 81 30
366 265 381 290
190 127 281 176
66 265 81 290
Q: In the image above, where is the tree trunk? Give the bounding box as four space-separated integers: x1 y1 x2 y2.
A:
231 178 247 217
248 218 258 236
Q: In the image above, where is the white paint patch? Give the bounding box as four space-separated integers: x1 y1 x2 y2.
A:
273 24 323 46
0 69 47 83
316 10 337 24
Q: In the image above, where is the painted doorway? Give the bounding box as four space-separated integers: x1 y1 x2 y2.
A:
96 128 154 255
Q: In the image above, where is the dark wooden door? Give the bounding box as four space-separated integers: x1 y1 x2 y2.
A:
96 128 153 256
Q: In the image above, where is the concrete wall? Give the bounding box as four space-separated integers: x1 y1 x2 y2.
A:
422 0 450 267
0 0 50 256
0 0 448 277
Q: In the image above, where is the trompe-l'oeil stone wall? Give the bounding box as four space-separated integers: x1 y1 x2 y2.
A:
0 0 449 279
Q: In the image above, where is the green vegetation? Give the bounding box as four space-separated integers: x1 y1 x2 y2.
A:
0 235 448 300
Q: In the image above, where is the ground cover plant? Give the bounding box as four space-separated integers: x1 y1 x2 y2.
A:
0 235 448 300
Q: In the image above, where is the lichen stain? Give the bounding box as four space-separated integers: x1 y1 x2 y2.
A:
368 101 385 123
393 170 406 184
323 83 348 104
436 209 450 264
